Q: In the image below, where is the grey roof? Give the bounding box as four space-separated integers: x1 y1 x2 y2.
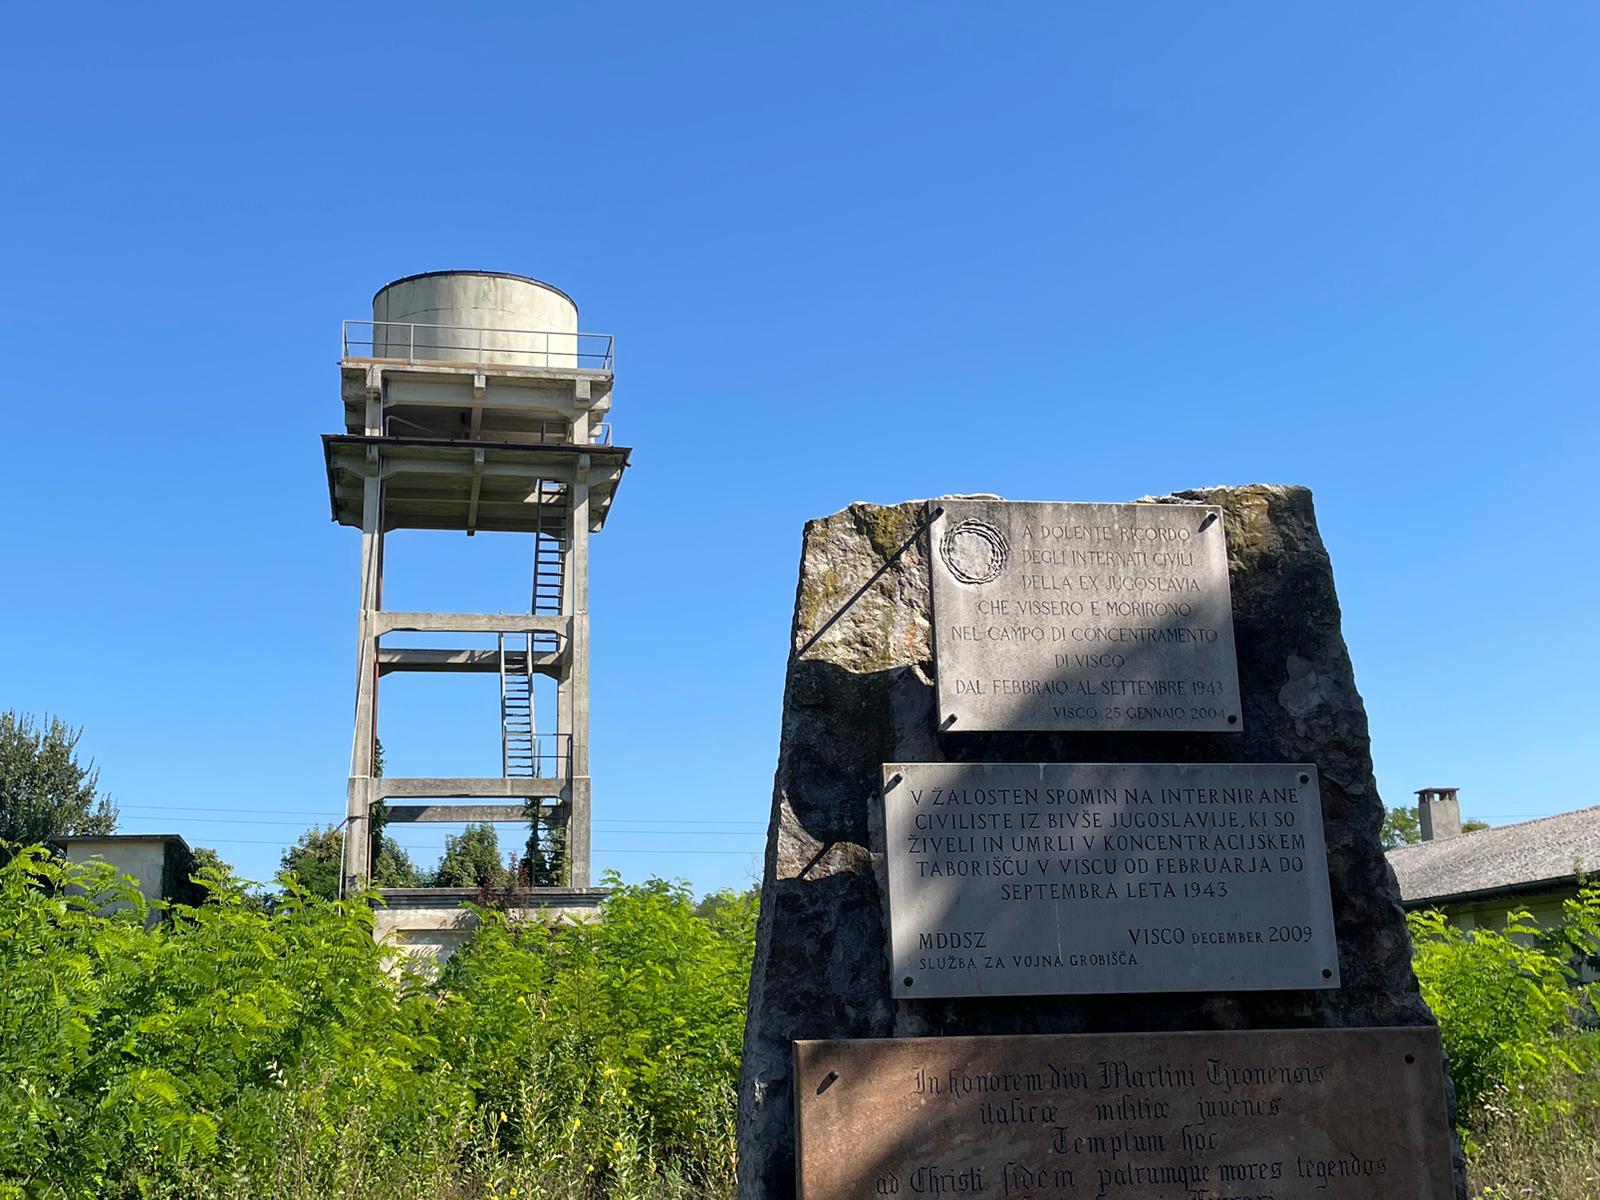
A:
1387 805 1600 905
50 832 190 848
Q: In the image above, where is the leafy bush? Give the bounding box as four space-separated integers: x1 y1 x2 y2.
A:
0 847 753 1200
1409 884 1600 1173
1408 905 1584 1114
433 875 754 1189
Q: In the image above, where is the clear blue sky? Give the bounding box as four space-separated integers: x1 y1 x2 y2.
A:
3 4 1596 895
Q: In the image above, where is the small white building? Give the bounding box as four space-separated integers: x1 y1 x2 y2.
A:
49 833 195 918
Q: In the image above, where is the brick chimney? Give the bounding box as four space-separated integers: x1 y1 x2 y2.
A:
1416 787 1462 841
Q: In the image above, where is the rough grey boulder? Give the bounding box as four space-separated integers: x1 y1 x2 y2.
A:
736 485 1465 1200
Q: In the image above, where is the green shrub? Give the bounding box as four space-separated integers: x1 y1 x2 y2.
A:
435 874 754 1192
1408 906 1580 1115
0 846 752 1199
1409 885 1600 1138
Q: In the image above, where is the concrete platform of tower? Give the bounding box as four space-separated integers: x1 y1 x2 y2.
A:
322 435 629 535
375 886 609 975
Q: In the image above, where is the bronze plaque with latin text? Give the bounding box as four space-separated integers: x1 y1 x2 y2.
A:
795 1028 1455 1200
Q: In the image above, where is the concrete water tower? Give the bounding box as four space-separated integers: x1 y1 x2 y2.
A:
322 271 629 908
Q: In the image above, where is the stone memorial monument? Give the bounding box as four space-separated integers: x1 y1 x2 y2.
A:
738 485 1465 1200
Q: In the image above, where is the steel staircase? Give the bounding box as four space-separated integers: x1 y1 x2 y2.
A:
498 480 569 780
531 482 567 651
533 531 566 620
499 633 537 777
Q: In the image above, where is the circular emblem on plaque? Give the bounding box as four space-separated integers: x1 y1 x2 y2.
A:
939 519 1010 585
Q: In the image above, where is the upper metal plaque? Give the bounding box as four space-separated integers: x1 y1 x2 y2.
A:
884 761 1340 998
929 499 1243 732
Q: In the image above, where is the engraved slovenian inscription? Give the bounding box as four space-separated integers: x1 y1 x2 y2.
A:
929 500 1242 732
884 762 1339 999
794 1029 1457 1200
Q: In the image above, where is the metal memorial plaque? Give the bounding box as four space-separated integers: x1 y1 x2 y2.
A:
795 1028 1457 1200
928 499 1242 732
884 762 1339 998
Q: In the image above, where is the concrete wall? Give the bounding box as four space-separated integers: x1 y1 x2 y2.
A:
373 888 605 977
1426 885 1577 936
373 271 579 368
57 836 183 923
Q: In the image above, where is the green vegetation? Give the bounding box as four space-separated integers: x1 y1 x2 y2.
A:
6 821 1600 1199
1408 886 1600 1195
279 825 423 899
0 846 754 1200
1380 805 1490 847
1380 805 1420 847
433 823 513 889
279 822 543 898
0 711 117 853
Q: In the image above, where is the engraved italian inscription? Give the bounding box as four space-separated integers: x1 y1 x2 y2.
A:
884 762 1339 998
929 500 1242 732
795 1029 1457 1200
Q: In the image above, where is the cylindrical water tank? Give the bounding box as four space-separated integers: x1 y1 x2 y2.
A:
372 271 580 368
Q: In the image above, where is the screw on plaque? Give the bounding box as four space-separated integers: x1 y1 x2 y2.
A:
1198 513 1219 533
817 1070 839 1094
885 773 904 791
1404 1054 1416 1065
1227 715 1238 725
1321 968 1333 979
903 976 914 988
940 714 958 731
1299 773 1310 785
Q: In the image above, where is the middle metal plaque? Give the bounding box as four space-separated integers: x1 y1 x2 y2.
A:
883 761 1340 999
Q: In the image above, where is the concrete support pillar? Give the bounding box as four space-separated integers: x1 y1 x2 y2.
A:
343 395 385 894
568 775 592 888
564 451 592 886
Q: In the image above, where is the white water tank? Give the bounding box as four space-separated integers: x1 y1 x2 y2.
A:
372 271 580 369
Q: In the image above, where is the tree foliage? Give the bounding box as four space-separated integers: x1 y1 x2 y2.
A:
188 846 227 882
0 711 117 853
432 823 510 889
280 825 422 899
1381 805 1421 848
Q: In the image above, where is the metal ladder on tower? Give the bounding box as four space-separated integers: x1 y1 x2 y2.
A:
532 529 566 632
499 481 568 779
499 632 535 778
530 481 567 650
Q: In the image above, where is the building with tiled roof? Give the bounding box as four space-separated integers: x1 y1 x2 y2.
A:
1387 788 1600 933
